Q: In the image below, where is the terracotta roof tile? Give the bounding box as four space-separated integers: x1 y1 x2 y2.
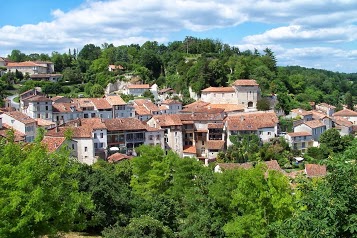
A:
208 123 224 129
107 153 132 163
52 103 82 113
233 79 259 86
134 99 160 112
305 164 327 177
0 124 26 142
183 145 196 154
127 84 150 89
287 131 312 137
105 95 126 105
209 104 245 112
108 64 124 70
26 95 52 102
264 160 282 171
152 114 183 127
217 162 253 170
201 86 235 92
7 61 43 67
226 112 278 131
207 140 225 150
3 111 36 124
304 120 325 128
178 112 225 122
104 118 147 131
90 98 112 110
41 136 66 153
183 101 210 109
333 108 357 117
162 99 182 105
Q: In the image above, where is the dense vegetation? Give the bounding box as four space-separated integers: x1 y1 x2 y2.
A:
1 36 356 110
0 130 356 237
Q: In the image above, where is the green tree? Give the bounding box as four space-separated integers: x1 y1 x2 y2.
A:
0 141 93 238
344 92 354 110
102 215 174 238
89 84 104 97
256 97 271 111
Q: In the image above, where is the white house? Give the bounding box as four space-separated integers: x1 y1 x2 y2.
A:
105 95 134 118
225 111 279 146
52 102 83 124
294 120 326 141
1 111 37 142
160 99 182 115
147 114 183 157
7 61 54 75
25 95 53 120
332 109 357 125
285 131 314 153
200 79 261 109
123 84 151 97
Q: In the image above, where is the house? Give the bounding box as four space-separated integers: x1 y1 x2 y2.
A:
332 109 357 125
201 87 237 104
30 74 62 82
182 101 244 115
183 145 197 158
108 64 124 72
23 95 53 120
144 126 165 149
332 117 353 136
0 57 11 67
294 120 326 141
20 88 42 101
0 111 37 142
133 99 161 121
147 114 183 156
123 84 151 97
107 153 132 163
305 164 327 178
225 111 279 146
0 117 26 142
46 118 107 164
104 118 151 153
285 131 314 153
90 98 113 119
72 98 98 119
52 102 83 124
41 136 78 158
7 61 54 75
105 95 134 118
290 109 313 121
315 103 336 116
200 79 261 109
160 99 182 115
178 111 226 159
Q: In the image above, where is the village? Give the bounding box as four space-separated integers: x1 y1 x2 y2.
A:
1 59 357 178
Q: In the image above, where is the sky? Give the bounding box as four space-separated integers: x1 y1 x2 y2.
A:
1 0 357 73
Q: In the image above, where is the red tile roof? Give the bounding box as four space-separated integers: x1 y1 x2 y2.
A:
201 86 235 92
105 95 126 105
127 84 150 89
304 120 325 128
26 95 52 102
217 162 253 170
134 99 160 112
7 61 43 67
226 112 278 131
208 123 224 129
52 103 82 113
90 98 112 110
108 64 124 70
178 112 225 122
162 99 182 105
264 160 282 171
104 118 147 131
41 136 66 153
207 140 225 150
287 131 312 137
152 114 183 127
333 108 357 117
107 153 132 163
305 164 327 177
233 79 259 86
0 124 26 142
183 145 197 154
209 104 245 112
3 111 36 124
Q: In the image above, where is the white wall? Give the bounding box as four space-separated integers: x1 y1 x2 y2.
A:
75 138 96 165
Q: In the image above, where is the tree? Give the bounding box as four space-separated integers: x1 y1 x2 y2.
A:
0 141 93 237
224 164 295 237
78 44 102 61
89 84 104 97
319 128 343 153
344 92 354 110
256 98 271 111
102 216 174 238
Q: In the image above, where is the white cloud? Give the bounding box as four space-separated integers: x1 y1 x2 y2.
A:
0 0 357 72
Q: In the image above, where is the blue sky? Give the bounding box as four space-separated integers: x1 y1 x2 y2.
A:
1 0 357 73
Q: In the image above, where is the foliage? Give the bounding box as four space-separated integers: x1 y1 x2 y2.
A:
0 140 93 238
256 97 271 111
221 134 260 163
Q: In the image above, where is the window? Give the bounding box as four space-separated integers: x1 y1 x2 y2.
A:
149 135 154 140
45 106 48 110
84 147 88 152
94 143 98 149
94 133 97 139
99 143 104 148
302 142 306 148
100 133 104 138
72 144 75 150
37 114 40 118
214 94 216 97
268 132 271 135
